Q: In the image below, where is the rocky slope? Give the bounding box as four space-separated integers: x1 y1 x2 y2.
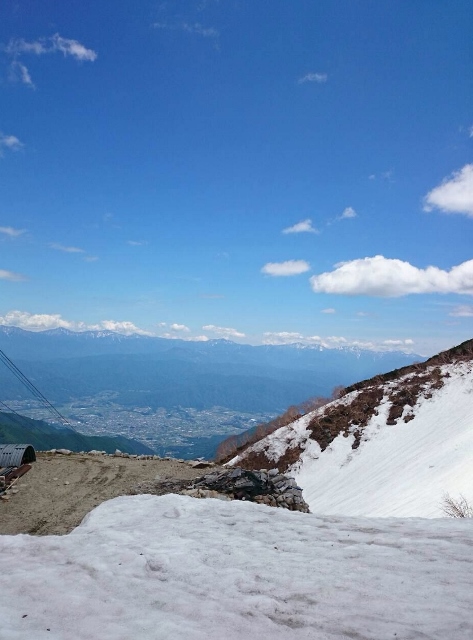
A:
226 339 473 517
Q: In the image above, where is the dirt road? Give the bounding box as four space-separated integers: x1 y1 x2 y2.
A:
0 453 219 536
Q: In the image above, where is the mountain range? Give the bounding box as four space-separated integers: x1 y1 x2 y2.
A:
222 338 473 517
0 327 421 414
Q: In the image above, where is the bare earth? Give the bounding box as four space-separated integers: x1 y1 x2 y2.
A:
0 453 221 536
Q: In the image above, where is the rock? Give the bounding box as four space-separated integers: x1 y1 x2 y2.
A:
56 449 72 456
189 460 214 469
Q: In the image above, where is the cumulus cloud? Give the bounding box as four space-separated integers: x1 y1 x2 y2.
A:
383 339 414 346
202 324 245 338
0 226 26 237
424 164 473 217
0 269 26 282
170 323 190 332
310 255 473 297
0 133 24 154
261 260 311 277
298 72 327 84
0 311 153 335
49 243 85 253
449 305 473 317
282 219 318 234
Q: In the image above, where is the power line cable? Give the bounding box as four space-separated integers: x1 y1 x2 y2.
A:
0 349 76 430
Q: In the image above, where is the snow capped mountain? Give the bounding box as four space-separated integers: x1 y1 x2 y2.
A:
228 339 473 518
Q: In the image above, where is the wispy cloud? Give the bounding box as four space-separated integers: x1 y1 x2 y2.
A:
6 34 97 61
340 206 357 219
321 308 336 314
469 125 473 138
0 226 26 237
202 324 245 338
127 240 148 246
449 305 473 317
4 33 97 87
261 260 310 277
310 255 473 297
0 269 27 282
298 72 327 84
424 164 473 218
49 243 86 254
262 331 415 353
0 133 24 155
9 60 34 87
83 256 99 262
153 21 219 43
282 219 318 234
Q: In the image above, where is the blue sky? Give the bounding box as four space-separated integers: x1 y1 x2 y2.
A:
0 0 472 355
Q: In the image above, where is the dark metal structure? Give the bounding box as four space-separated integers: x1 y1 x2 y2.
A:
0 444 36 467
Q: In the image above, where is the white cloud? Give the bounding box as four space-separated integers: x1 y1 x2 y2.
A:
9 60 35 87
127 240 148 246
83 256 99 262
6 34 97 62
469 125 473 138
449 305 473 317
340 207 357 219
0 311 153 335
298 72 327 84
100 320 153 336
310 255 473 297
0 226 26 237
383 339 414 346
50 34 97 61
321 308 336 314
262 330 415 352
4 34 97 87
282 219 318 234
170 323 190 332
0 269 26 282
261 260 310 277
424 164 473 217
0 133 24 154
186 335 209 342
49 243 85 254
202 324 245 338
262 331 305 345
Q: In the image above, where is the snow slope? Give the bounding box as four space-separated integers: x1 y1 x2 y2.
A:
1 494 472 640
230 360 473 517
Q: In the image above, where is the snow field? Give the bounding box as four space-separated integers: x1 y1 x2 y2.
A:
294 363 473 517
1 493 472 640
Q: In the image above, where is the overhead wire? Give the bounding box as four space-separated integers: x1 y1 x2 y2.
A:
0 349 76 430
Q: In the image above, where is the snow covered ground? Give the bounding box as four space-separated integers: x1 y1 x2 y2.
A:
1 494 472 640
294 363 473 517
231 362 473 518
